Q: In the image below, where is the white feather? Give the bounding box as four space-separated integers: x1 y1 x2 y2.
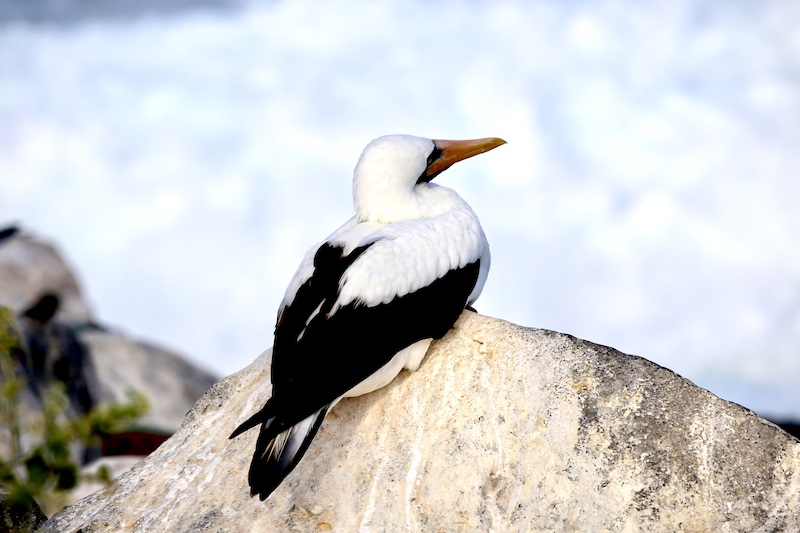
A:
331 204 489 312
278 133 491 338
352 135 435 224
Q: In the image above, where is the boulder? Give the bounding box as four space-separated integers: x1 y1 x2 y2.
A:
43 312 800 532
80 328 218 433
0 230 93 325
0 229 219 514
0 228 218 435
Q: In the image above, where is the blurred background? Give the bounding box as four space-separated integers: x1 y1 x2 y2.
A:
1 0 798 420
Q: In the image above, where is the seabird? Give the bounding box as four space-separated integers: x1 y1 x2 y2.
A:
229 134 506 500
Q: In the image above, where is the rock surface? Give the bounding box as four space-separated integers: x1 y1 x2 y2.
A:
0 229 218 434
0 229 219 515
44 312 800 532
0 231 93 325
0 487 47 533
81 328 218 432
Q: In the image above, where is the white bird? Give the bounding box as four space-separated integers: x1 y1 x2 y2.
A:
229 134 506 500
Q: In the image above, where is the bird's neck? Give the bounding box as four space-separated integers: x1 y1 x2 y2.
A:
354 183 468 224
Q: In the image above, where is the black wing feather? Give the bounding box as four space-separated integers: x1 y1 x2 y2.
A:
247 404 329 500
231 238 481 500
270 252 480 424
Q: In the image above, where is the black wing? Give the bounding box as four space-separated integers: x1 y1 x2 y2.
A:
229 240 480 501
268 241 481 426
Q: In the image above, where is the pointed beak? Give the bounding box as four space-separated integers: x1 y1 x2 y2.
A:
422 137 507 182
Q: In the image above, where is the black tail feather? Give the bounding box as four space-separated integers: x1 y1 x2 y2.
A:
248 404 329 500
229 402 275 440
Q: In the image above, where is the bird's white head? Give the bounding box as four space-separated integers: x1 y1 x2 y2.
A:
352 134 506 223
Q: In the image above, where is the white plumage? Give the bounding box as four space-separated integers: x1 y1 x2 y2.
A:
230 133 505 500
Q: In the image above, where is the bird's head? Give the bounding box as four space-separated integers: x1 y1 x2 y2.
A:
352 134 506 223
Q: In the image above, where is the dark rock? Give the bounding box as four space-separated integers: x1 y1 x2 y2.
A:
0 225 19 245
0 487 47 533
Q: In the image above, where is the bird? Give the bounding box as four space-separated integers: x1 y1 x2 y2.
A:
229 134 506 500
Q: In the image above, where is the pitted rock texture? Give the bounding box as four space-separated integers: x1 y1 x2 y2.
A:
44 312 800 532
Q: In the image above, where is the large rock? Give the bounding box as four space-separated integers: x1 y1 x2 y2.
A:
0 228 218 434
1 229 219 517
0 230 93 325
44 312 800 532
80 329 218 432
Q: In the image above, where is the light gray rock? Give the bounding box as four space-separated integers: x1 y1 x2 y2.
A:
69 456 146 504
43 312 800 532
79 329 218 432
0 232 93 324
0 229 218 433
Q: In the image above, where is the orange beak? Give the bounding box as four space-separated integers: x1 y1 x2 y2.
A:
422 137 507 182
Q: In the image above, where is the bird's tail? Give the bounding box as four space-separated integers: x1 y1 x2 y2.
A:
233 404 330 500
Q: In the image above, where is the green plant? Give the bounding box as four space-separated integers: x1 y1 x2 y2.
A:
0 307 148 517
